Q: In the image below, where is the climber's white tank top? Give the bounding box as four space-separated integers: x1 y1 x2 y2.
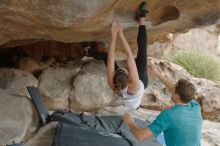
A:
120 80 145 110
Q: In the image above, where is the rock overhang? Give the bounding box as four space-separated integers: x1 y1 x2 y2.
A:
0 0 219 49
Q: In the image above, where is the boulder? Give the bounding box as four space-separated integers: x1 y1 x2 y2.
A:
21 41 83 62
148 24 220 59
192 78 220 122
201 120 220 146
38 61 82 110
0 68 38 97
141 58 220 122
0 0 220 50
141 58 190 110
16 57 42 76
171 25 220 57
70 60 114 112
0 89 38 145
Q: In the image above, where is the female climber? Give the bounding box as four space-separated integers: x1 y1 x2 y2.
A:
84 2 149 110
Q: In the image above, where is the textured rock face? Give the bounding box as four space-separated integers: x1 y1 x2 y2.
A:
148 24 220 59
141 58 190 110
38 62 82 110
70 60 114 111
170 25 220 56
17 57 41 76
201 120 220 146
0 89 38 146
20 41 83 62
0 58 219 121
0 68 38 97
194 78 220 122
0 0 220 49
146 58 220 121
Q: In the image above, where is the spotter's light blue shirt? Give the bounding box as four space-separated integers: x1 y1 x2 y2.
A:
148 100 202 146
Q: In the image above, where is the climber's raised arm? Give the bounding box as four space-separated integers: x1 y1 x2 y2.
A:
118 24 139 89
107 21 119 90
149 63 175 92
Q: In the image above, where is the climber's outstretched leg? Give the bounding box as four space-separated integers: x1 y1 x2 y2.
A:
135 1 148 89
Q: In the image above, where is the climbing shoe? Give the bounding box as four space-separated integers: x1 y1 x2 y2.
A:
135 1 149 21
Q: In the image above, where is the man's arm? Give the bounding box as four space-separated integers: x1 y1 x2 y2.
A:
107 21 119 90
149 63 175 92
123 113 153 141
118 24 139 88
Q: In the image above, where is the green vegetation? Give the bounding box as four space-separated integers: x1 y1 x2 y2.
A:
166 49 220 84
